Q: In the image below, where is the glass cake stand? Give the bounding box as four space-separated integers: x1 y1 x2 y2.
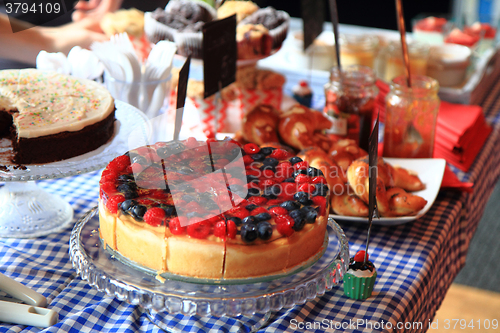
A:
69 207 350 332
0 101 149 238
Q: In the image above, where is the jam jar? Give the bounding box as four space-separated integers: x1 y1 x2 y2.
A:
324 65 378 151
375 40 430 82
383 75 440 158
339 34 380 69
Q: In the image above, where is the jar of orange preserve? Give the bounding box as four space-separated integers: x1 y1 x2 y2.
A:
383 75 440 158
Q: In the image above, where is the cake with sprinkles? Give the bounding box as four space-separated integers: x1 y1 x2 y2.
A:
98 138 330 279
0 69 115 164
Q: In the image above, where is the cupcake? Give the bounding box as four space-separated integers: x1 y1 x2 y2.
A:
236 24 272 60
343 250 377 300
100 8 145 38
239 6 289 50
292 80 313 107
217 0 259 23
144 0 216 53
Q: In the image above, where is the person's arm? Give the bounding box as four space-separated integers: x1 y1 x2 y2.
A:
72 0 124 22
0 14 107 65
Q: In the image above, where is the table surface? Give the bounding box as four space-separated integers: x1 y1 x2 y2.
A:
2 32 500 333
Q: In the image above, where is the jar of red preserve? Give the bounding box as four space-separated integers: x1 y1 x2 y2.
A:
324 65 378 151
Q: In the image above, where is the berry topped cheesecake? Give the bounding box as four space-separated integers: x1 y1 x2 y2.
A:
98 137 330 279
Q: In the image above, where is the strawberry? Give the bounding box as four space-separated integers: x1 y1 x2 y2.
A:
279 183 297 200
206 215 223 225
185 137 199 148
299 183 316 193
111 155 132 172
275 214 294 225
311 176 326 184
266 199 283 206
262 169 275 178
229 207 249 219
247 196 268 205
100 173 117 185
251 207 269 215
354 250 368 263
294 161 309 171
101 167 118 179
270 149 288 160
143 207 166 227
213 221 226 239
105 195 125 214
100 182 116 194
269 206 288 217
312 196 327 215
187 219 211 239
243 143 260 155
260 179 276 187
276 161 293 178
295 174 311 184
169 217 186 235
243 155 253 165
226 219 237 239
276 216 295 236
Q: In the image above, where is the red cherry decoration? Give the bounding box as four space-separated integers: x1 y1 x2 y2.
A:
354 250 368 263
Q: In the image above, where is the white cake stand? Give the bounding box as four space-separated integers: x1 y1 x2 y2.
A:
0 101 149 238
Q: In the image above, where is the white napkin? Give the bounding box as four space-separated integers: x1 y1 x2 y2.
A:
67 46 104 80
35 47 104 81
36 51 71 75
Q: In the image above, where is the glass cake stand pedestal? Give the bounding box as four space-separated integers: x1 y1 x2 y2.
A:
70 207 350 332
0 101 149 238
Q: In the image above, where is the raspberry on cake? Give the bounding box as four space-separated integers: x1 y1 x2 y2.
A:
98 138 330 279
0 69 115 164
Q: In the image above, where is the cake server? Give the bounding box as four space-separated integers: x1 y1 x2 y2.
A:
0 272 58 327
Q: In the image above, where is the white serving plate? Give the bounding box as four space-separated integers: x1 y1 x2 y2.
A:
330 158 446 226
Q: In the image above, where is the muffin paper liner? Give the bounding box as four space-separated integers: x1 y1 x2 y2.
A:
240 9 290 50
343 270 377 300
144 11 176 44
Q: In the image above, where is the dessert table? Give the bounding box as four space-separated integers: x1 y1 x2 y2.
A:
2 29 500 333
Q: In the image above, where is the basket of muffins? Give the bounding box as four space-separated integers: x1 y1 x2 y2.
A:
144 0 289 60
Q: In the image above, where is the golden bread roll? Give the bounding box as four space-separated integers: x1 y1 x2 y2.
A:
386 187 427 216
242 104 280 146
278 105 332 151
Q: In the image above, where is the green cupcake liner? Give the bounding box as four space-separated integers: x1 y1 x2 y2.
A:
343 270 377 300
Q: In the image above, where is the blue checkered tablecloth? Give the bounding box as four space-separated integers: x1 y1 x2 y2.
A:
2 65 500 333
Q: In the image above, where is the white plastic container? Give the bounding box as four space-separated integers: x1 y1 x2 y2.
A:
426 43 472 87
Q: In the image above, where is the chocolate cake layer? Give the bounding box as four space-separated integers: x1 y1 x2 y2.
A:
12 109 116 165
